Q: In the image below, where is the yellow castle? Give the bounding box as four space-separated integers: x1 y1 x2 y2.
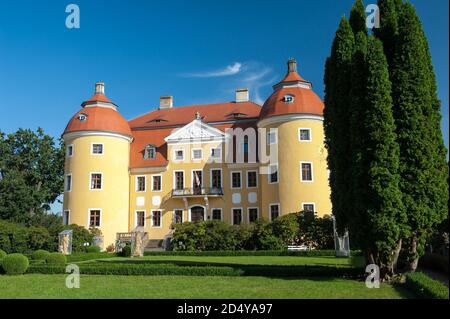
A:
62 59 332 249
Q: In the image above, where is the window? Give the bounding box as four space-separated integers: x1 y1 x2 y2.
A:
174 171 184 190
301 162 313 182
232 208 242 225
90 173 102 190
136 176 146 192
152 175 162 191
174 149 184 161
151 210 162 227
144 145 156 160
299 128 311 141
248 208 258 223
243 136 249 154
67 145 73 157
65 174 72 192
211 148 221 159
192 170 203 189
247 171 258 188
231 171 242 189
92 143 103 155
212 209 222 221
270 204 280 221
192 149 202 160
77 113 87 121
89 209 101 227
268 165 278 184
302 203 315 213
136 211 145 227
174 209 183 224
267 131 277 145
283 95 294 103
211 169 222 189
63 210 70 225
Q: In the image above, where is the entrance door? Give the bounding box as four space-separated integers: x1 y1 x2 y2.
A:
190 206 205 222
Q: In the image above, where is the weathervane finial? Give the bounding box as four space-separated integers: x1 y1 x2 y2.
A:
195 111 201 120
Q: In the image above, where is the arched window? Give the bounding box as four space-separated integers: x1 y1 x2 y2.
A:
144 144 156 160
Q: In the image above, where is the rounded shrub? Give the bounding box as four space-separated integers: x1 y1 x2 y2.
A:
0 249 7 259
86 246 101 253
1 253 29 275
45 252 67 264
32 249 50 261
120 245 131 257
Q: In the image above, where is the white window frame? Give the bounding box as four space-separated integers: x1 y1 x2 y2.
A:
89 172 103 190
268 164 279 184
191 169 203 188
173 149 185 161
135 175 146 192
210 168 223 188
246 170 258 188
211 208 223 221
267 131 277 145
173 209 184 224
230 171 242 189
301 202 316 214
269 203 280 221
247 207 259 223
151 174 163 192
88 208 102 228
91 143 104 155
231 207 243 225
298 128 312 142
211 147 221 160
135 210 146 227
151 210 163 228
173 170 185 190
300 161 314 182
63 210 70 225
145 145 157 160
65 174 72 192
67 144 74 158
191 148 203 161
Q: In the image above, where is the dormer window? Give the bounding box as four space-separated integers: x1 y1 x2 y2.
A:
229 112 247 119
148 118 168 124
144 144 156 160
77 113 88 121
283 95 294 103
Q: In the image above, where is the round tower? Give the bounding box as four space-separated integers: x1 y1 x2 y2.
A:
258 59 332 218
62 82 132 249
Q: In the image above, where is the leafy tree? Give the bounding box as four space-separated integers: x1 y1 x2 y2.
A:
0 128 64 225
349 0 368 35
390 3 449 271
323 17 354 233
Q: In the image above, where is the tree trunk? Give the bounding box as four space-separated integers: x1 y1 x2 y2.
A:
392 238 402 273
407 236 419 272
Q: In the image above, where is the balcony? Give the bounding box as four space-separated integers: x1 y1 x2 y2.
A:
171 187 223 197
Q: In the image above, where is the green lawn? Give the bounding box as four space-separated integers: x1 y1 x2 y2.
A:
0 274 413 299
81 255 364 268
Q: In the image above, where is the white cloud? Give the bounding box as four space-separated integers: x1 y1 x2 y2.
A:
182 62 242 78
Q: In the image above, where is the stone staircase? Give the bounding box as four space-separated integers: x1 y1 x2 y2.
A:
145 239 165 251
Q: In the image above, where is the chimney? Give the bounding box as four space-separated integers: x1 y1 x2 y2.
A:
235 88 249 103
159 96 173 109
95 82 105 95
287 58 297 73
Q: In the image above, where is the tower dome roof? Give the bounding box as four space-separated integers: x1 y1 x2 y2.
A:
63 82 132 138
259 59 324 121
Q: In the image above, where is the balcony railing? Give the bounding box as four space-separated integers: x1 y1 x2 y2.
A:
171 187 223 197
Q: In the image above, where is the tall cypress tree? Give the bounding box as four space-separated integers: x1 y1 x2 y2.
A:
349 0 368 35
362 36 405 277
323 17 354 234
390 3 449 271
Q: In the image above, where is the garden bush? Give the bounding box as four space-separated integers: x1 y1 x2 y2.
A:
45 252 67 264
86 246 101 253
119 245 131 257
1 253 29 275
0 249 6 259
32 249 50 261
144 249 340 256
0 220 29 253
404 272 449 299
66 252 116 262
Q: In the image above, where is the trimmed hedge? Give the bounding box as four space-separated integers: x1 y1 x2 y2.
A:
143 249 344 257
45 252 67 264
66 252 116 263
86 246 101 253
32 249 50 261
1 253 29 275
27 262 362 278
0 249 6 259
404 272 449 299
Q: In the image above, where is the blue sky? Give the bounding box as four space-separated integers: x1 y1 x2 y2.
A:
0 1 448 168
